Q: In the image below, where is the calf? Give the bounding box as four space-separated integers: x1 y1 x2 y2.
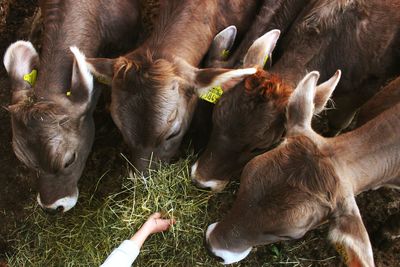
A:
192 0 400 191
83 0 264 172
205 71 400 266
3 0 140 213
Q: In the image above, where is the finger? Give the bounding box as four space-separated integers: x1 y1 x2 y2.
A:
149 212 162 220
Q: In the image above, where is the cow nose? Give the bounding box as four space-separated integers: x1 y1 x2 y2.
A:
191 178 211 190
56 205 64 212
204 233 224 262
42 205 64 215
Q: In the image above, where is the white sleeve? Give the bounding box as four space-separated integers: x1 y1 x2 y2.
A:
100 240 140 267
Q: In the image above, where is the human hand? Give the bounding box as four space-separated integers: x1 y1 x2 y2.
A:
140 212 176 235
130 212 175 247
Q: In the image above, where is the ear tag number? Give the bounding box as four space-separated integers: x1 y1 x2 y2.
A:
335 243 349 264
200 85 223 104
66 91 72 97
23 69 38 87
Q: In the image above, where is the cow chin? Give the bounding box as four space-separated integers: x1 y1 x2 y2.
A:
190 162 229 192
205 223 252 265
37 188 79 213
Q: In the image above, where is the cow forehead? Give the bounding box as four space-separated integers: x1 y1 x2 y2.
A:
244 136 339 206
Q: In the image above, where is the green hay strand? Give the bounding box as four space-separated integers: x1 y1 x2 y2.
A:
6 157 336 266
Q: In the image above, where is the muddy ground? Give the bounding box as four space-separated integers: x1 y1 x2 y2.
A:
0 1 399 266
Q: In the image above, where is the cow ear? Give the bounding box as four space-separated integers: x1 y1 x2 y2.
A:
204 25 237 66
243 29 280 68
193 67 257 103
329 196 375 267
85 57 116 86
3 41 39 97
314 70 341 113
286 71 341 135
286 71 320 135
68 46 94 106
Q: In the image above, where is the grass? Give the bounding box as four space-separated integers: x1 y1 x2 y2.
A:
5 155 337 266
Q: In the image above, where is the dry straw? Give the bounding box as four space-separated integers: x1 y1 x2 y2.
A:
6 156 335 266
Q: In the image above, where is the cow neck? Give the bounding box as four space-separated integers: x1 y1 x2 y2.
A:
36 0 101 96
230 0 309 67
328 103 400 194
143 0 260 66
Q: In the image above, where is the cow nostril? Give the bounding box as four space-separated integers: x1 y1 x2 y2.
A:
56 205 64 213
42 207 59 215
191 178 199 186
215 255 225 263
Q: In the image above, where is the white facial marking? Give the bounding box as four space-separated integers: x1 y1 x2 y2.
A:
70 46 94 95
191 162 228 192
206 222 252 265
37 188 79 212
191 161 198 177
200 180 228 192
3 40 38 76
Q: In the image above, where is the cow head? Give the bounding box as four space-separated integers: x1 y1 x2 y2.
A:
205 70 375 267
191 30 342 192
84 50 256 172
4 41 96 213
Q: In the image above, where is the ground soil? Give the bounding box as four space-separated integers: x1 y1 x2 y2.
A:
0 1 399 266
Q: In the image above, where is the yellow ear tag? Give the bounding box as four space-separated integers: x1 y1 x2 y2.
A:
23 69 38 87
66 91 72 97
221 49 230 59
335 243 349 263
263 54 269 66
200 85 223 104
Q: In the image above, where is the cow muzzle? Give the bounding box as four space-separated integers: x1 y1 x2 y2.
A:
205 222 252 265
191 162 228 192
37 188 79 213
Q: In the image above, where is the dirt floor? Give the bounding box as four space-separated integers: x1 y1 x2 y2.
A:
0 1 399 266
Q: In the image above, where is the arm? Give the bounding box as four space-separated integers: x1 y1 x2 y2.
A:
100 212 175 267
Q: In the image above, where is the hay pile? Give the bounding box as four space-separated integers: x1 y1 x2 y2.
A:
5 156 335 266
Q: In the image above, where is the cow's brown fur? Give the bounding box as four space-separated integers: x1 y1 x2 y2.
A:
244 69 292 112
6 0 140 211
90 0 262 171
193 0 400 190
224 0 310 68
206 82 400 266
357 76 400 127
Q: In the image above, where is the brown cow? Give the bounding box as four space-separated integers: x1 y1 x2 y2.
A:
3 0 140 213
192 0 400 191
83 0 263 172
205 71 400 266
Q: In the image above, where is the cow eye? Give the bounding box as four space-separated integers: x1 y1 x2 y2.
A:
166 128 181 141
63 153 76 169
